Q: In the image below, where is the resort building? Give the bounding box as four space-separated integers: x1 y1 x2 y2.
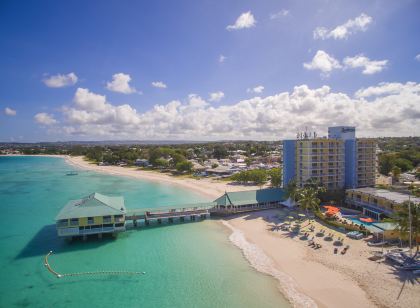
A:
283 126 377 190
213 188 285 213
345 187 420 220
55 193 126 239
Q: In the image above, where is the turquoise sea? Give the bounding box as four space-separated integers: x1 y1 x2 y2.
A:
0 156 289 308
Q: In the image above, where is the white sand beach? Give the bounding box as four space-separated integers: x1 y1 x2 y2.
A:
65 155 262 199
64 155 419 308
225 210 420 308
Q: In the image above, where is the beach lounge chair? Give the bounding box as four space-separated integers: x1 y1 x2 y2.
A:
341 245 350 255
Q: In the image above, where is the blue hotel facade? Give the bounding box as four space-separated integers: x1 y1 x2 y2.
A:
283 126 376 190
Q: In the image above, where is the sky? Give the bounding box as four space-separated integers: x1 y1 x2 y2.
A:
0 0 419 142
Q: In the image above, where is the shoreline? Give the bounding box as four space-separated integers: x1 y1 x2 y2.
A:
9 154 419 307
224 210 419 308
64 155 263 199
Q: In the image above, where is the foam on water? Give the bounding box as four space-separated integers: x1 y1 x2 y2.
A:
222 220 317 308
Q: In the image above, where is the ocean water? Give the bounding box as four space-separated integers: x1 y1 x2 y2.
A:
0 156 290 308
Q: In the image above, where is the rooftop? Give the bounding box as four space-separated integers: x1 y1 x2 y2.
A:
347 187 420 204
214 188 285 206
55 193 126 220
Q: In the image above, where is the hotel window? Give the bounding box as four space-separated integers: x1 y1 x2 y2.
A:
103 215 111 223
70 218 79 226
57 219 68 227
88 217 94 225
373 199 378 204
115 215 124 222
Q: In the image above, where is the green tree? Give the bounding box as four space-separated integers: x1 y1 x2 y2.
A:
391 166 401 182
285 179 300 202
176 161 193 173
379 153 396 175
213 145 228 159
392 201 420 253
268 168 281 187
171 153 186 167
299 187 321 213
394 158 414 172
154 158 169 168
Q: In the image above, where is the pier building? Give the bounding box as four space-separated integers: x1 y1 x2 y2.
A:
55 193 126 238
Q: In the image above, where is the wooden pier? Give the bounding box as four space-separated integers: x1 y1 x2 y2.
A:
126 203 214 226
125 200 282 227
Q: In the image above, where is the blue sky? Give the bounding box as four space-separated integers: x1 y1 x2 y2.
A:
1 0 419 141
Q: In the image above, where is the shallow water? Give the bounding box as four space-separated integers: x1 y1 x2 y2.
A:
0 156 290 308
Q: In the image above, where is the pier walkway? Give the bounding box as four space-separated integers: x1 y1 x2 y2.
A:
125 200 282 225
126 202 215 224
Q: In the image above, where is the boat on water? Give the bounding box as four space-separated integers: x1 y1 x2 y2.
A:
66 171 78 176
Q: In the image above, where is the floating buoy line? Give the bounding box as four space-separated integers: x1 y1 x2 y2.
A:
44 251 146 278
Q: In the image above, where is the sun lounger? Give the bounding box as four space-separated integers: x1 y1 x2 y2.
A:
341 245 350 255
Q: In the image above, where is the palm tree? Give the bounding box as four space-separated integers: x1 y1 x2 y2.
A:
285 179 300 202
392 200 419 253
304 178 327 194
298 187 321 213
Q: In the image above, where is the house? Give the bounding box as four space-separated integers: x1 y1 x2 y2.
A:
135 158 150 167
55 193 126 239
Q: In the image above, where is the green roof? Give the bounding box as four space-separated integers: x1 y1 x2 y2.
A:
55 193 126 220
214 188 286 206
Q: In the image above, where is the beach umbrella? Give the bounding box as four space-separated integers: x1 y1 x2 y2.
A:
298 214 306 218
287 216 294 220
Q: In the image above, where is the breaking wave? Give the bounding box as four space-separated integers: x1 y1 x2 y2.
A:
222 220 317 308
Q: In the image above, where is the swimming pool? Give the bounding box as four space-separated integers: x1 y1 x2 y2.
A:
349 217 374 227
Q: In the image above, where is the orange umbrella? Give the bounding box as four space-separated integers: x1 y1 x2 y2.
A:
360 217 373 223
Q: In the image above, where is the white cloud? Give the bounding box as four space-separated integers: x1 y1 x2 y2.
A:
44 82 420 139
305 51 387 76
415 54 420 61
303 50 342 75
219 55 227 63
34 113 57 125
209 91 225 102
4 107 17 116
314 13 372 40
343 54 388 74
227 11 256 30
247 86 264 94
151 81 167 89
43 72 78 88
270 9 289 19
106 73 136 94
355 82 420 98
73 88 108 112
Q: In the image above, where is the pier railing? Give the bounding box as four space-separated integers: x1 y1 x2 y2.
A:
125 202 216 220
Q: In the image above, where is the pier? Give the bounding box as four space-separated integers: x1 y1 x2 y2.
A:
55 188 286 238
125 203 214 226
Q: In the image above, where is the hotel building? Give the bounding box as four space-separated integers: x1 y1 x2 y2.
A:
345 187 420 220
283 126 377 190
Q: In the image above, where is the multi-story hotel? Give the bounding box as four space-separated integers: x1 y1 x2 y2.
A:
283 126 377 190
